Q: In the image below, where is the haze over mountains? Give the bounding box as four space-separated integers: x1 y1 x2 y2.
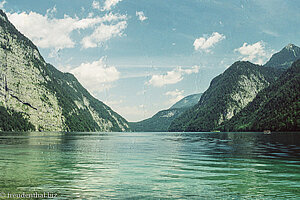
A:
130 93 202 132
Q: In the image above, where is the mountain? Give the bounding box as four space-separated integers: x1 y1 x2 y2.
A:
168 61 283 132
264 44 300 69
0 10 130 132
130 93 202 132
170 93 202 109
221 59 300 132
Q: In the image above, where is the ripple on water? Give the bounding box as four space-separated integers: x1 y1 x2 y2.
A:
0 132 300 199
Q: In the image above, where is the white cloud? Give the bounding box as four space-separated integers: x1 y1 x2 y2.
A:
234 41 269 65
136 11 148 21
103 0 123 11
8 12 77 49
148 69 182 87
0 1 6 9
7 11 127 50
147 66 200 87
182 66 200 74
46 5 57 16
70 57 120 92
88 12 94 18
81 20 127 48
193 32 225 52
97 12 127 22
165 89 185 105
92 1 101 10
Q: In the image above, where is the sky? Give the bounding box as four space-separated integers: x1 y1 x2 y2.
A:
1 0 300 122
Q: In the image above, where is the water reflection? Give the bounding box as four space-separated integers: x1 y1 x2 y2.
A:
0 132 299 199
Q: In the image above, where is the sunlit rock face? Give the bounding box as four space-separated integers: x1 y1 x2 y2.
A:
218 72 269 124
223 59 300 132
0 10 129 132
0 10 64 131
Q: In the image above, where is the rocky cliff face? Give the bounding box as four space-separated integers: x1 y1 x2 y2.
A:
222 59 300 132
0 10 129 132
169 61 282 132
0 10 64 131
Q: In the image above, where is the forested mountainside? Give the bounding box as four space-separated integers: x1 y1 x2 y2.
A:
169 62 283 132
169 44 300 132
221 59 300 132
0 10 129 132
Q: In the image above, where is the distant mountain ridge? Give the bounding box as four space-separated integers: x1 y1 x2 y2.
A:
130 93 202 132
0 10 130 132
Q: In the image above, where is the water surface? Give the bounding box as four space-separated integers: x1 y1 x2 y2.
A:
0 132 300 199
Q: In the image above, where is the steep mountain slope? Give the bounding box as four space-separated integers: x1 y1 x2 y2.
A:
169 61 283 132
0 10 129 132
130 93 202 132
264 44 300 69
222 59 300 132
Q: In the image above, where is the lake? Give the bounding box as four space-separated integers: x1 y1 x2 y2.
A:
0 132 300 199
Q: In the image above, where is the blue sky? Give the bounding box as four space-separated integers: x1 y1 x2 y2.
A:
1 0 300 121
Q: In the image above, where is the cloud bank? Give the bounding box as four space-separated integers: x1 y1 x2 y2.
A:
7 11 127 50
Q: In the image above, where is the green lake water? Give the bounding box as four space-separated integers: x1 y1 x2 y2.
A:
0 132 300 199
